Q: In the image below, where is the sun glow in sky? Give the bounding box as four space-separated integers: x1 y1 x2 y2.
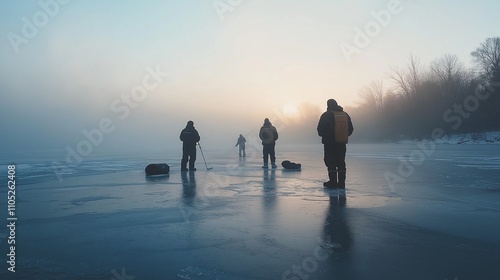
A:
282 104 299 118
1 0 500 153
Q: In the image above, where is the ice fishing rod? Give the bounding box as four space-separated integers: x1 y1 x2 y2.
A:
197 142 213 170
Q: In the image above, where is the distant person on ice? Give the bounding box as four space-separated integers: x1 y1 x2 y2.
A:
259 118 279 169
180 120 201 172
235 134 246 157
317 99 353 189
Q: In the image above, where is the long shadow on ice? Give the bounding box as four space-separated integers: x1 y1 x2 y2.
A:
316 193 354 279
181 171 197 208
323 193 353 254
262 169 277 226
262 169 277 204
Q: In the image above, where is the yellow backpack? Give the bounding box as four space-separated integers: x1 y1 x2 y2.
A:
260 127 275 144
333 111 349 143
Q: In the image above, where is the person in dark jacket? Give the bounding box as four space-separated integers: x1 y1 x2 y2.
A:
235 134 246 157
259 118 279 168
180 120 201 171
317 99 354 188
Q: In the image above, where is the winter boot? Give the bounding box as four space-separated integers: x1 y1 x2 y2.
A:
323 171 337 188
338 171 346 189
189 162 196 172
271 162 277 169
262 160 269 169
181 161 188 172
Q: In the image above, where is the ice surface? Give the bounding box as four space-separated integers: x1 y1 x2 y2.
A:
1 144 500 279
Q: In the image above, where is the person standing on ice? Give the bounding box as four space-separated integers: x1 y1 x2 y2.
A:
317 99 353 189
235 134 246 157
259 118 279 169
180 120 201 172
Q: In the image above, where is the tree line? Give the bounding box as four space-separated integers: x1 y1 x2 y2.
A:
349 37 500 142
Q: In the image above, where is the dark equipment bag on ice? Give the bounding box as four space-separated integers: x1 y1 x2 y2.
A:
145 163 170 175
281 160 301 170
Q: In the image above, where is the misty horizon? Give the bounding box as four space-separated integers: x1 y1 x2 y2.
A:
1 1 500 156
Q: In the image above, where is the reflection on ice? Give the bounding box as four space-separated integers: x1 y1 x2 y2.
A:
145 174 169 183
2 144 500 279
323 194 353 253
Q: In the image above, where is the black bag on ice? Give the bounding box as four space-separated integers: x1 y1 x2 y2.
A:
145 163 170 175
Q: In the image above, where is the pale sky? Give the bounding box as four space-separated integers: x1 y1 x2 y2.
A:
1 0 499 154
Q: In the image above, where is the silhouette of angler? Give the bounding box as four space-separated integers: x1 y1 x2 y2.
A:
317 99 353 188
259 118 279 169
180 120 201 171
235 134 246 157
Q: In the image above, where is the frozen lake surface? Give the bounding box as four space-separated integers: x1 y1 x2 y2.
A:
1 144 500 279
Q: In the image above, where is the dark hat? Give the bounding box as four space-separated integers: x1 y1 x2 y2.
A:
187 120 194 126
327 99 338 108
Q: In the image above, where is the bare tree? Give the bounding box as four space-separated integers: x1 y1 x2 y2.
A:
471 37 500 129
430 54 466 96
471 37 500 84
388 54 424 98
358 80 385 112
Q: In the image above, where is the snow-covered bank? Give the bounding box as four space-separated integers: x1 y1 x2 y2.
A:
398 131 500 144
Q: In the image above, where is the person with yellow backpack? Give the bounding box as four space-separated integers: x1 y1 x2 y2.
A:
259 118 279 169
317 99 354 189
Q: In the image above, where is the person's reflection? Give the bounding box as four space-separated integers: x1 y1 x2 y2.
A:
239 155 246 164
262 169 277 222
181 171 196 207
323 193 353 254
